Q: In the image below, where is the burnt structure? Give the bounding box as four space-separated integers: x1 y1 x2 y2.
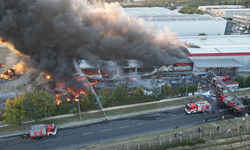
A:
79 59 195 90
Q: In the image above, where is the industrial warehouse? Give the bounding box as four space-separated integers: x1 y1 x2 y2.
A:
75 35 250 93
124 7 232 36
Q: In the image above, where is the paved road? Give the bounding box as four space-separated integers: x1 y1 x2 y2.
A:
0 94 248 150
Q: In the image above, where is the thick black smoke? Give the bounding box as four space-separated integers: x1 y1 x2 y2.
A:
0 0 190 78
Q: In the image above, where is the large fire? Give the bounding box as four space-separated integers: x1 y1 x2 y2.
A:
0 37 28 57
0 61 27 81
55 76 92 105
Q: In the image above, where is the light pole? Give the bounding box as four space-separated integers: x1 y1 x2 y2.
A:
78 100 81 121
184 76 189 104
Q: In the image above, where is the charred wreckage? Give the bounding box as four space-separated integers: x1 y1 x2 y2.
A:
52 58 195 103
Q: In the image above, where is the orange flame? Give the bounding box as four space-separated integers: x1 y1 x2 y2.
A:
46 75 51 80
55 76 90 105
0 64 6 68
12 61 28 74
56 99 62 105
0 69 17 80
0 37 28 57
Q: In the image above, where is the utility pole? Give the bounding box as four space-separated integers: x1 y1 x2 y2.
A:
78 100 81 121
184 75 189 104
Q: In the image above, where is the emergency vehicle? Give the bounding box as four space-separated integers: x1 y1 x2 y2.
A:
29 124 57 138
211 75 230 86
210 70 244 113
218 94 244 112
185 101 211 114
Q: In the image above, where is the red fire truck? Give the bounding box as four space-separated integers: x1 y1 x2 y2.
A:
185 101 211 114
211 75 230 86
218 94 244 112
29 124 57 138
210 70 244 113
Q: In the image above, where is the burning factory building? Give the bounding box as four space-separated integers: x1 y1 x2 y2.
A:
77 58 194 91
0 0 199 104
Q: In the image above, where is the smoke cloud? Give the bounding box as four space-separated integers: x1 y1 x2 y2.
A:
0 0 190 78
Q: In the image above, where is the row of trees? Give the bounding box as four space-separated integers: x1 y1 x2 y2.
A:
3 88 56 126
178 6 204 14
2 82 198 126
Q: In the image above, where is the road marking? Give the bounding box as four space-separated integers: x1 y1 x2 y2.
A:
159 119 166 121
173 116 182 119
82 132 93 135
138 123 143 125
119 125 130 129
101 128 112 132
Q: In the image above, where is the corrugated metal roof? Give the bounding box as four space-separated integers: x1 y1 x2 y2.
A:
193 59 243 68
124 7 181 16
125 7 223 22
187 47 250 54
188 48 220 53
179 35 250 48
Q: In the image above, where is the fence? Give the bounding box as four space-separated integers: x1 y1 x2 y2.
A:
88 121 250 150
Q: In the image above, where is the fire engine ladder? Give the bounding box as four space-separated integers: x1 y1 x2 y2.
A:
209 70 243 105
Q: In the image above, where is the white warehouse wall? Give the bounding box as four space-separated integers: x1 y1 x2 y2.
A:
189 56 250 69
146 20 227 36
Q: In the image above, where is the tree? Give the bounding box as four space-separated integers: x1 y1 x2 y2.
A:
235 75 246 88
187 84 198 95
111 85 129 101
135 86 145 99
96 95 105 109
60 96 68 105
31 88 56 121
153 86 162 98
177 86 186 96
245 76 250 87
21 92 39 121
80 95 91 110
100 86 112 107
162 82 172 97
198 32 206 36
3 94 28 126
87 89 97 109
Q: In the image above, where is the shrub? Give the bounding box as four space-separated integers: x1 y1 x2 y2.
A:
198 32 206 36
134 86 145 99
54 103 77 115
153 86 162 98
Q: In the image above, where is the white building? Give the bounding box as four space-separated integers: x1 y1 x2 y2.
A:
198 5 245 13
210 8 250 18
179 35 250 72
124 7 229 36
